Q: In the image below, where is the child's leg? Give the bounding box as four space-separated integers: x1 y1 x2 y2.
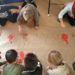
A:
7 11 18 23
65 14 75 26
17 14 28 37
0 18 7 26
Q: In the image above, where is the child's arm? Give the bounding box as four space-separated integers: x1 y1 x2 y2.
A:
18 25 28 37
58 5 70 28
59 19 66 28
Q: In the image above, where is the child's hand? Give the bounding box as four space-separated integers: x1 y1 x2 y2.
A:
61 23 66 28
35 26 39 30
60 20 66 28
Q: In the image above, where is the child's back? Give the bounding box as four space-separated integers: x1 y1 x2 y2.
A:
47 63 70 75
21 53 42 75
3 49 24 75
3 63 24 75
47 50 72 75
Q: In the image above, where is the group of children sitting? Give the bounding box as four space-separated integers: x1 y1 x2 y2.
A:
0 49 73 75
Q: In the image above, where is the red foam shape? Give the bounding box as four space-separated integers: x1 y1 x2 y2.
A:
16 51 25 64
19 51 25 61
8 34 14 43
60 33 69 44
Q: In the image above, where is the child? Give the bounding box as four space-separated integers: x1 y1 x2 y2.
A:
21 53 42 75
0 5 19 26
17 2 40 36
58 1 75 28
3 49 24 75
21 0 37 8
47 50 72 75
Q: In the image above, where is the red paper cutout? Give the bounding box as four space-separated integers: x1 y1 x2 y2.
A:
60 33 69 44
17 51 25 64
19 51 25 61
8 34 14 43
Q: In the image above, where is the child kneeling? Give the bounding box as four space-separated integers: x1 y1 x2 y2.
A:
17 2 40 36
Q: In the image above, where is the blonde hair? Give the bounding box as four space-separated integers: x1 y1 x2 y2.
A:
23 7 34 21
48 50 63 66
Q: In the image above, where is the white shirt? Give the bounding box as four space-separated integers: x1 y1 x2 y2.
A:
47 65 70 75
58 2 74 19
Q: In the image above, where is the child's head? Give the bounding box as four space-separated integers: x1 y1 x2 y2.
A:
23 7 34 21
48 50 63 66
5 49 17 63
24 53 38 70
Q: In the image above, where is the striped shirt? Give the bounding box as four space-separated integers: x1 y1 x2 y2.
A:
58 2 74 19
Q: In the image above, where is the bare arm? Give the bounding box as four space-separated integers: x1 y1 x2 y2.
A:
59 19 66 28
58 4 70 28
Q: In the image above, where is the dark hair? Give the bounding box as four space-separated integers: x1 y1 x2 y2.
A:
24 53 38 70
25 0 32 3
5 49 17 63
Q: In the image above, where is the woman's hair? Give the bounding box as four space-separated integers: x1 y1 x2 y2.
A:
24 53 38 70
5 49 17 63
48 50 63 66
